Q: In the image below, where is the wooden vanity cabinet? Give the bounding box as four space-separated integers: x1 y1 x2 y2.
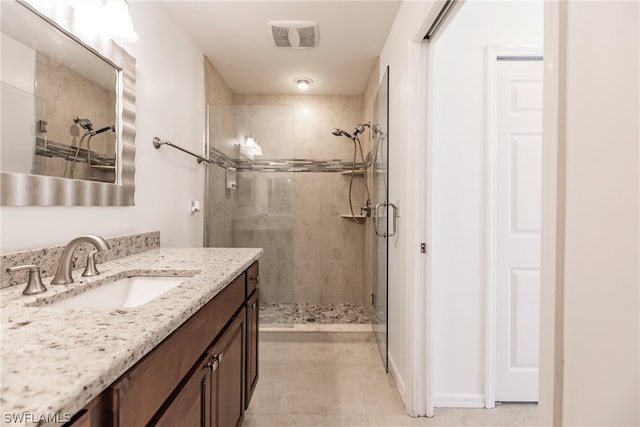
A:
70 262 260 427
154 309 245 427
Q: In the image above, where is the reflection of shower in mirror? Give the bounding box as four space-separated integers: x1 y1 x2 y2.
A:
68 116 116 181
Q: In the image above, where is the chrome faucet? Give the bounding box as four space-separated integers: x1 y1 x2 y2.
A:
50 235 110 285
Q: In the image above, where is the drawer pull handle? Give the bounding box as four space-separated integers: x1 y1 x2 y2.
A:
250 275 259 284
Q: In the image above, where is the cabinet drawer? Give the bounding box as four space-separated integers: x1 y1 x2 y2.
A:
109 274 245 427
246 262 259 297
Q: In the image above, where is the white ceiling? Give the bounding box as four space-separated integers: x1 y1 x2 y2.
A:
161 1 401 95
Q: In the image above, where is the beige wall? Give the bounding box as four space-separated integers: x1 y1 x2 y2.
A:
204 57 233 106
540 2 639 426
293 173 364 303
205 58 235 248
234 94 363 160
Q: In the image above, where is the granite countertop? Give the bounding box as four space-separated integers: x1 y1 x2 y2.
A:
0 247 263 426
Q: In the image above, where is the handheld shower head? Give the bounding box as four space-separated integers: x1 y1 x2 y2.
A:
331 128 353 140
332 124 371 141
74 116 93 132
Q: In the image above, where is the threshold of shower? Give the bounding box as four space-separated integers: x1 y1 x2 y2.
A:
260 303 374 342
260 303 370 324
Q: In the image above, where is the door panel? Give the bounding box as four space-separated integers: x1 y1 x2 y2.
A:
154 356 210 427
210 309 245 427
495 58 542 402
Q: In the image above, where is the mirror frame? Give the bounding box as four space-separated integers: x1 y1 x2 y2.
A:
1 0 136 206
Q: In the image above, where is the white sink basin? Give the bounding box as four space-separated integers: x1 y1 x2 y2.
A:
50 276 189 309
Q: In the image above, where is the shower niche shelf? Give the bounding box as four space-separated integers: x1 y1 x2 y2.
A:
340 169 365 176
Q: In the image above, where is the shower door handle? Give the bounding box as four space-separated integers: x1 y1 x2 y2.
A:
374 202 398 237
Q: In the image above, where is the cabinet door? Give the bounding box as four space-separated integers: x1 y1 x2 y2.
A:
210 308 246 427
245 289 259 409
154 356 211 427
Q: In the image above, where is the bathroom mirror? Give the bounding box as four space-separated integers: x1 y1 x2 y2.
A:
0 0 136 206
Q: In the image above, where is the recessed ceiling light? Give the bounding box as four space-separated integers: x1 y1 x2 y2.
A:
294 77 313 91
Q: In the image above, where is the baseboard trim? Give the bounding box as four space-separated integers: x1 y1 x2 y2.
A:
388 354 408 407
433 393 485 408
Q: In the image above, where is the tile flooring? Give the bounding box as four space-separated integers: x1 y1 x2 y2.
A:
245 339 539 427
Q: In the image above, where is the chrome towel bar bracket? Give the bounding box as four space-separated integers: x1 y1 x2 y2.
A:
152 137 212 164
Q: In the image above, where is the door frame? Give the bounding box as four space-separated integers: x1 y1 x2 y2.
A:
404 0 454 417
484 46 543 409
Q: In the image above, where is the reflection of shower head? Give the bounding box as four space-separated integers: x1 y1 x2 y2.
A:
332 123 370 141
353 123 370 138
74 116 93 132
372 123 385 138
332 128 353 140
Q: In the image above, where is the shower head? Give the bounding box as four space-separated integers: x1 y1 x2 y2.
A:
372 123 385 138
353 123 370 138
74 116 93 132
332 123 371 141
332 128 353 140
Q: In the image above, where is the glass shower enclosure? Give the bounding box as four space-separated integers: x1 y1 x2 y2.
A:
205 104 295 307
371 66 390 370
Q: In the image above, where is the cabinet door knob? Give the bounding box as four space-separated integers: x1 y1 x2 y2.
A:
250 302 257 310
206 353 223 372
207 358 219 372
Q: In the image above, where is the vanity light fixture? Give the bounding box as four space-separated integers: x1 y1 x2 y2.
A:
64 0 138 43
239 134 263 160
294 77 313 91
102 0 138 43
244 135 263 156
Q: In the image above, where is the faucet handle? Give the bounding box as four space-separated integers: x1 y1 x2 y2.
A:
6 265 47 295
82 250 101 277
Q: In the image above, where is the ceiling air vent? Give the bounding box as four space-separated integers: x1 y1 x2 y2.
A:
268 20 319 49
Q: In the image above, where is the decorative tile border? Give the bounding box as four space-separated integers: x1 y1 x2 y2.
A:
35 137 116 166
209 148 368 173
236 158 366 173
0 231 160 289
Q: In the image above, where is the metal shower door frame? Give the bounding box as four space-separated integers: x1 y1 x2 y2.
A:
372 66 390 372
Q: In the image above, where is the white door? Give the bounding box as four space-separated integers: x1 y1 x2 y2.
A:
495 58 543 402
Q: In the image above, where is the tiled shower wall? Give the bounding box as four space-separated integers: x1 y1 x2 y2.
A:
204 61 367 304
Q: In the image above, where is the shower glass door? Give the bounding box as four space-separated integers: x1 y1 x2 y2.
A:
206 104 295 317
372 67 389 370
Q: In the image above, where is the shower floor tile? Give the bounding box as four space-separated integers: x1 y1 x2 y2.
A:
260 303 370 324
